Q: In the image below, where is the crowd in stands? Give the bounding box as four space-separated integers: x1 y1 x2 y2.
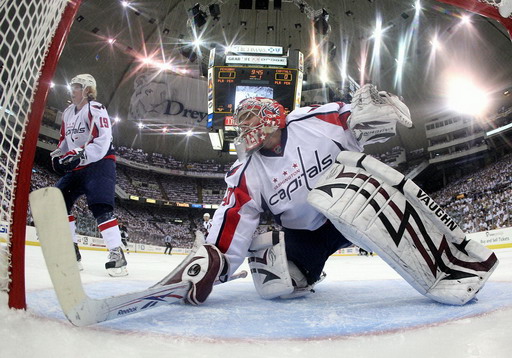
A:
116 146 233 174
3 143 512 250
430 153 512 232
370 146 406 168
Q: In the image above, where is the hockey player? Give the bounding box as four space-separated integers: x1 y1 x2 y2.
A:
163 234 173 255
163 84 497 305
51 74 128 277
202 212 212 237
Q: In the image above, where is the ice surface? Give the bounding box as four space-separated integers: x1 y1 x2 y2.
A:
1 246 511 358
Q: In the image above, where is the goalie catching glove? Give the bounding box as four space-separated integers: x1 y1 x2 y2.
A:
307 151 498 305
349 84 413 147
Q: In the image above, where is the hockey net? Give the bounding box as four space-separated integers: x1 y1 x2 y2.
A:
0 0 81 309
436 0 512 38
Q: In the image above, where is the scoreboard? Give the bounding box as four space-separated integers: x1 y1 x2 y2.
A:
207 47 303 151
212 67 298 115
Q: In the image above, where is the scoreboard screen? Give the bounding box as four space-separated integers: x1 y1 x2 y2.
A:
208 66 300 129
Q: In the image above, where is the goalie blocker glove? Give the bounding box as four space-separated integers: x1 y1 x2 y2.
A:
348 84 412 147
158 244 227 305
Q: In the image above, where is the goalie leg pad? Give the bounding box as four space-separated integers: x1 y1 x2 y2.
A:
248 231 295 299
249 231 325 299
307 151 498 305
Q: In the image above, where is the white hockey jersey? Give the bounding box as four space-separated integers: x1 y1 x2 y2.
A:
57 100 115 168
203 219 213 233
206 102 364 276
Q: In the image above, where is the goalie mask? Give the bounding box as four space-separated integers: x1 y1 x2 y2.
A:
233 97 286 160
70 74 97 100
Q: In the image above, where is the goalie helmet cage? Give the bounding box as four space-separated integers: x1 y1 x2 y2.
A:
0 0 82 310
436 0 512 39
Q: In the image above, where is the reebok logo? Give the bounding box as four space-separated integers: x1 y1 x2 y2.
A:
118 307 137 315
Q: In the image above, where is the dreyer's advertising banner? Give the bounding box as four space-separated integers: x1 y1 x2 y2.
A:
129 71 208 128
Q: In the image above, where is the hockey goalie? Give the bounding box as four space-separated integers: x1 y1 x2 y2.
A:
142 85 497 306
29 84 499 327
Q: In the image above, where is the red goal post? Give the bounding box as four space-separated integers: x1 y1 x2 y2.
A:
436 0 512 39
0 0 82 309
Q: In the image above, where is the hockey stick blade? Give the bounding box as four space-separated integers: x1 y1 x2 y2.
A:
29 187 246 326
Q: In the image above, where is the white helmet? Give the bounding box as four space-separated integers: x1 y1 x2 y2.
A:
70 74 96 89
70 74 97 99
203 213 210 219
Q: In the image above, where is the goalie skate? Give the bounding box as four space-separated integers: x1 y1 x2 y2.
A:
308 151 498 305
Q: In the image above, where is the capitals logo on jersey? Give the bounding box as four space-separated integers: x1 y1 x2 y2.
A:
268 148 333 206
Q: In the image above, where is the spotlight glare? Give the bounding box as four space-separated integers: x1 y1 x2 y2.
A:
192 38 203 48
50 82 55 88
430 36 441 51
121 1 129 8
138 123 144 129
108 38 116 44
446 76 489 115
319 66 329 84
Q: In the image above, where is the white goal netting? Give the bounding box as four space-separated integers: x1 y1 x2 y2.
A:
0 0 74 308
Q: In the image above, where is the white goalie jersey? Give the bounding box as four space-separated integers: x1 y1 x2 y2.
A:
206 102 363 276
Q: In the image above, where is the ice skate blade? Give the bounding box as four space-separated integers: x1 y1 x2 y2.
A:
107 266 128 277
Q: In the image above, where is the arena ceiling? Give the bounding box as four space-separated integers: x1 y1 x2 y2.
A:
46 0 512 162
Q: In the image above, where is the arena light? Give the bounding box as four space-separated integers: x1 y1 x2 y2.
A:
319 65 329 84
486 122 512 137
430 36 441 51
445 75 489 115
107 38 116 44
460 14 471 25
192 37 203 49
224 45 234 53
156 62 173 71
394 37 407 88
415 0 422 13
371 17 384 43
50 82 55 88
137 122 144 129
114 116 121 123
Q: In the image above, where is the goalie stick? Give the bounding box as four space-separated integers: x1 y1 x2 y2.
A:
29 187 247 327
